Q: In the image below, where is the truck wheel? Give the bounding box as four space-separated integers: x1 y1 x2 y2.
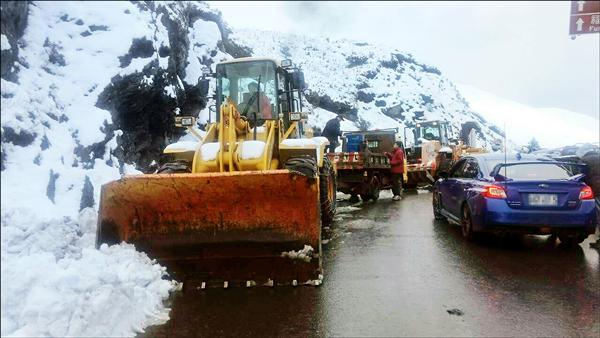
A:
319 157 337 226
156 160 191 173
369 176 381 201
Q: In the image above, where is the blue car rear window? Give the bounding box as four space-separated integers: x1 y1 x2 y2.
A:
492 162 576 180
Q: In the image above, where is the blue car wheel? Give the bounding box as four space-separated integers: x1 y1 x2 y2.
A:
432 193 445 220
461 206 475 241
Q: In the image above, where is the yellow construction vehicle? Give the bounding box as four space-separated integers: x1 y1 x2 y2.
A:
403 120 487 188
96 57 337 288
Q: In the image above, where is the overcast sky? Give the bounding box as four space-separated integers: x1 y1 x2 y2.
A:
209 1 600 119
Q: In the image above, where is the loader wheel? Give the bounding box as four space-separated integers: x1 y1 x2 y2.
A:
284 156 318 178
156 160 191 173
319 157 337 226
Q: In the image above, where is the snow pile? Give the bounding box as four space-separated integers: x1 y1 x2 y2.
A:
281 136 331 157
200 142 220 161
1 208 175 337
240 140 266 159
232 30 503 149
1 1 228 336
164 141 200 152
457 84 600 148
281 245 314 262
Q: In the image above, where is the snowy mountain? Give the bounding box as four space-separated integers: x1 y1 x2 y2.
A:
457 84 600 149
231 29 505 148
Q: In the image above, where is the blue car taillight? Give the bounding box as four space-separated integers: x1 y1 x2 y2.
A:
579 186 594 200
482 184 507 199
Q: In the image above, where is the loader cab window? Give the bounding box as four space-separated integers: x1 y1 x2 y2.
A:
216 61 278 120
416 123 441 144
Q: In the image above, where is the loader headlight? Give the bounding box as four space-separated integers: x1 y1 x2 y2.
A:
175 116 196 127
289 112 301 121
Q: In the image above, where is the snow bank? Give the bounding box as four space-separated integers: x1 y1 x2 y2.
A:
1 208 174 337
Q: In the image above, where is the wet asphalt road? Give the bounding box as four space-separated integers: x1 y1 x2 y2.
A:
142 190 599 337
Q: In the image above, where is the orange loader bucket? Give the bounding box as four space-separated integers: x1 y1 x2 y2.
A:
96 170 322 287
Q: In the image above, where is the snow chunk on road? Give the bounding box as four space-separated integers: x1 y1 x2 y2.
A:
336 205 362 213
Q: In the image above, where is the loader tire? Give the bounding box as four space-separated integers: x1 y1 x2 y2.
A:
156 160 191 173
319 157 337 226
285 156 318 178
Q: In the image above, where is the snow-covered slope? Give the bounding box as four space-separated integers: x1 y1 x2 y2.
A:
457 84 599 149
0 1 234 336
231 29 505 148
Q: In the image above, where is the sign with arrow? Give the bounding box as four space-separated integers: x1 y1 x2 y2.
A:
570 1 600 35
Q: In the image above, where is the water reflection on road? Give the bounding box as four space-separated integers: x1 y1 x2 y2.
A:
142 191 599 337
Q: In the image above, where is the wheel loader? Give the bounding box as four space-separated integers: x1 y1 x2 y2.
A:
96 57 337 288
403 120 487 189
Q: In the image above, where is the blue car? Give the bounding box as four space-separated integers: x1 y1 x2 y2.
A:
432 153 597 245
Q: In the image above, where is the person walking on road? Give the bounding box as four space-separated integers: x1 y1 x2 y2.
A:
322 115 344 153
386 141 405 201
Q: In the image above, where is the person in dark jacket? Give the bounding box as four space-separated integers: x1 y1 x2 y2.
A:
322 115 343 153
385 141 405 201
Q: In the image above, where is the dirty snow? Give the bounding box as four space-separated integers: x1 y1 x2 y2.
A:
281 245 314 262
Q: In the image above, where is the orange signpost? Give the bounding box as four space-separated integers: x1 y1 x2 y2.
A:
570 1 600 35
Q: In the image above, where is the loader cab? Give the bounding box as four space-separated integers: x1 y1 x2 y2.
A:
405 120 449 147
215 58 307 137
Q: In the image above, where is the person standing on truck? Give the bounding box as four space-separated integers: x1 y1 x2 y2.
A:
322 115 344 153
385 141 405 201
